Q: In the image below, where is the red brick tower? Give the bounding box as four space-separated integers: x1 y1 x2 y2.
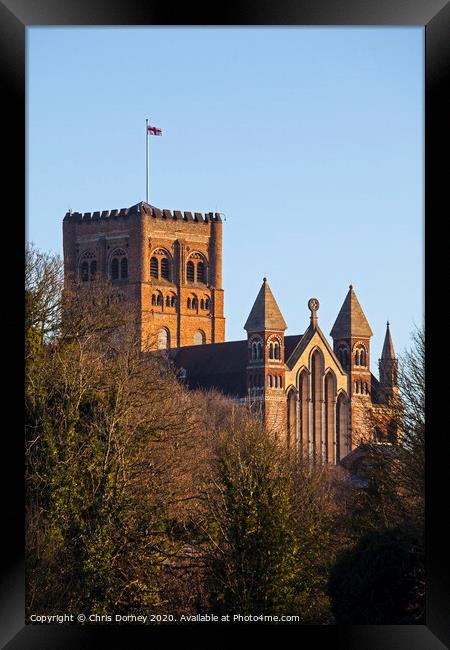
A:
62 201 225 351
330 285 373 448
244 278 287 441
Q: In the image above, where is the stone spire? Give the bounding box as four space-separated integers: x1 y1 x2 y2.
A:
244 278 287 333
330 285 373 340
381 321 396 360
379 321 398 395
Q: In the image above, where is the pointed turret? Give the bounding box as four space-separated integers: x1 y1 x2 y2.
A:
381 321 396 360
330 285 373 340
330 285 373 444
379 321 398 397
244 277 287 333
244 278 287 440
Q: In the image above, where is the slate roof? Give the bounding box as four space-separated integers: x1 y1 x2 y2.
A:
330 285 373 339
244 278 287 332
168 335 302 398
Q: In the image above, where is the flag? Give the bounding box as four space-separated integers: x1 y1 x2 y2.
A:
148 125 162 136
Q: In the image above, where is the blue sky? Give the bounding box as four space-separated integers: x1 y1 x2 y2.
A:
27 27 423 366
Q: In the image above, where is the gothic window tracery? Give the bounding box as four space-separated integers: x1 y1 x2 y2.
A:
186 252 208 284
150 249 172 281
110 249 128 281
79 250 97 282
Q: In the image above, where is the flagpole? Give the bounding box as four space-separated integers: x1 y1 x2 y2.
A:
145 118 149 203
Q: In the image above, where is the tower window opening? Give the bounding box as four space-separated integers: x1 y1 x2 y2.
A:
274 341 280 360
120 257 128 279
81 261 89 282
111 257 119 280
257 342 263 360
110 249 128 281
161 257 170 280
150 257 158 278
187 261 195 282
197 261 206 283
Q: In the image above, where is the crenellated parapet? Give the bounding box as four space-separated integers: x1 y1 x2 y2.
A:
64 201 222 224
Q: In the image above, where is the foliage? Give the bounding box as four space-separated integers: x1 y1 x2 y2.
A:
328 526 425 624
329 326 425 623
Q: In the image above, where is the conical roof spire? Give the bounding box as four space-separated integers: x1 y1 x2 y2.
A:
244 278 287 332
330 285 373 339
381 321 396 359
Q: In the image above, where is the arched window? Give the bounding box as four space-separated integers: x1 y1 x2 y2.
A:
192 297 198 309
337 345 349 369
156 294 163 306
194 330 205 345
157 328 170 350
274 341 280 360
197 261 206 283
166 296 171 307
120 257 128 279
186 260 195 282
111 257 119 280
79 251 97 282
161 257 170 280
257 342 263 360
110 249 128 281
152 294 156 306
171 295 176 307
81 260 89 282
200 299 205 310
269 343 274 359
150 257 159 278
187 298 191 309
205 298 210 310
287 389 297 453
360 349 366 366
355 350 360 366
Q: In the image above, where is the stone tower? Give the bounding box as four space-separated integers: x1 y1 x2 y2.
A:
62 201 225 350
330 285 373 446
244 278 288 440
378 321 398 399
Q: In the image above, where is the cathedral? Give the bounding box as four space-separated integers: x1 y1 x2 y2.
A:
63 200 398 464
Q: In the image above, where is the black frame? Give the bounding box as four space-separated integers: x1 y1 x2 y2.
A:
3 0 449 647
